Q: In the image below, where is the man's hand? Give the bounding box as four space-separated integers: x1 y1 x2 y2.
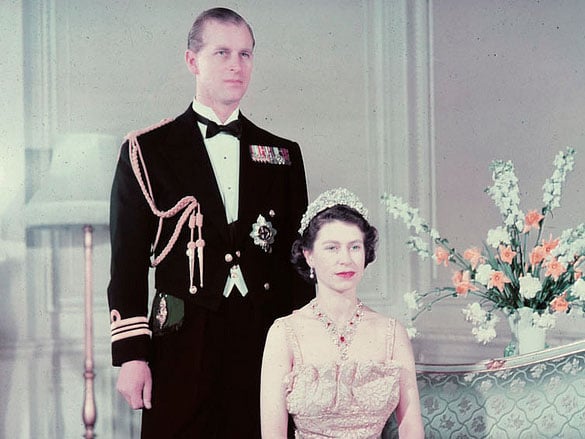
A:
117 360 152 409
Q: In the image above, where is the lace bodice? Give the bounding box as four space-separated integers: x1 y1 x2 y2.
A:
280 315 401 439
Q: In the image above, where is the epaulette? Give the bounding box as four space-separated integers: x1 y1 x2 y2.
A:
124 117 174 142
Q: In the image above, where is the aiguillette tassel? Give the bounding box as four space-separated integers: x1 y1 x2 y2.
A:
195 206 205 287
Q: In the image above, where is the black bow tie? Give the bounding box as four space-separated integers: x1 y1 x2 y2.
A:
195 112 242 139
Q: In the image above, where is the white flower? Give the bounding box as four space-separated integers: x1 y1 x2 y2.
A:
486 226 510 248
406 237 430 260
472 324 497 344
403 290 419 311
533 312 557 329
517 306 536 323
552 223 585 265
571 278 585 300
429 228 441 240
383 148 582 345
475 264 494 286
462 302 486 324
406 325 418 339
381 193 441 243
486 160 524 233
470 312 500 344
542 148 575 212
519 275 542 300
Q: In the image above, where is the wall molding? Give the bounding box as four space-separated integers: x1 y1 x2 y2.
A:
23 0 60 150
363 0 435 318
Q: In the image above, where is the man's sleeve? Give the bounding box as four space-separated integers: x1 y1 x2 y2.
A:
107 140 156 366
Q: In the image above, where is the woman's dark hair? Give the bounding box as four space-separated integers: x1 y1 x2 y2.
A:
291 205 378 284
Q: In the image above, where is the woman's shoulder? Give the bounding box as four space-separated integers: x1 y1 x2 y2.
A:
362 306 395 325
289 302 316 320
361 307 410 341
272 304 313 329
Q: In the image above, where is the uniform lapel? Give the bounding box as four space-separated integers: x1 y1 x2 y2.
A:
160 106 230 244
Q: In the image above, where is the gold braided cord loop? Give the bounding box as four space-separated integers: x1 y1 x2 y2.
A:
123 119 205 290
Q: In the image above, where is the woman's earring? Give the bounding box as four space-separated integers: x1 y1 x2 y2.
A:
309 267 315 279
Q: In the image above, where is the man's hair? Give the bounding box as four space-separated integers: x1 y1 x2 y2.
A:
187 7 255 53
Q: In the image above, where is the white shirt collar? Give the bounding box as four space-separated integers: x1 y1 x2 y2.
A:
191 99 240 125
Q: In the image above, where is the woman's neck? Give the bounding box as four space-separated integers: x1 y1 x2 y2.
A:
314 290 359 324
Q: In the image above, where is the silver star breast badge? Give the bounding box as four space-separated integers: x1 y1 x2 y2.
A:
250 214 277 253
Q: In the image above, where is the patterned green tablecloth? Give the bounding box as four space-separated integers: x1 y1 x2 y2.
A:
384 339 585 438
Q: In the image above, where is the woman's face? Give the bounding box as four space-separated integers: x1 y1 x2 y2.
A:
303 220 365 295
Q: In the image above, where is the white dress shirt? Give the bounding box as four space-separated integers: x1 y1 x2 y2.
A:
192 99 248 297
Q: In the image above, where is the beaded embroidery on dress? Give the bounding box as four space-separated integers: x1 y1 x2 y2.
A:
280 314 401 439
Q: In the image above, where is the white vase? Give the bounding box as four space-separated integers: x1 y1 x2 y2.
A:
507 307 547 355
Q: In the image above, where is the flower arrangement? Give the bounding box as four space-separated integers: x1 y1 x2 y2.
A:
382 148 585 345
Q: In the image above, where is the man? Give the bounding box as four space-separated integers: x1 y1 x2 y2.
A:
107 8 313 438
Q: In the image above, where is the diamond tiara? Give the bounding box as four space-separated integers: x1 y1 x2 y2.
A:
298 188 369 235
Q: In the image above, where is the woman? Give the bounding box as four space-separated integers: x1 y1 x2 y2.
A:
260 188 424 439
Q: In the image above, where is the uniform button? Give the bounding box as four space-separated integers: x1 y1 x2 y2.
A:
269 210 275 217
235 250 241 258
225 253 233 263
264 283 270 291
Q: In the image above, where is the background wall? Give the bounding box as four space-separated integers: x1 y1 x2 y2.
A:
1 0 584 437
414 0 585 363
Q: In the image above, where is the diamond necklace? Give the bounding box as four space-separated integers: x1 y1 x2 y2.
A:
310 298 364 361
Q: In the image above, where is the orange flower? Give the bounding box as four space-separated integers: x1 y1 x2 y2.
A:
545 257 567 281
434 246 450 267
550 293 569 313
529 245 547 266
498 245 517 264
523 209 545 233
463 247 484 270
576 269 582 281
488 271 511 292
542 235 560 254
452 270 477 296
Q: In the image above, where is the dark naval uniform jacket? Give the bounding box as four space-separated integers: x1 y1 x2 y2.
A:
107 104 313 368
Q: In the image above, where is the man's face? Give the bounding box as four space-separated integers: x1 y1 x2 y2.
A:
186 20 254 110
